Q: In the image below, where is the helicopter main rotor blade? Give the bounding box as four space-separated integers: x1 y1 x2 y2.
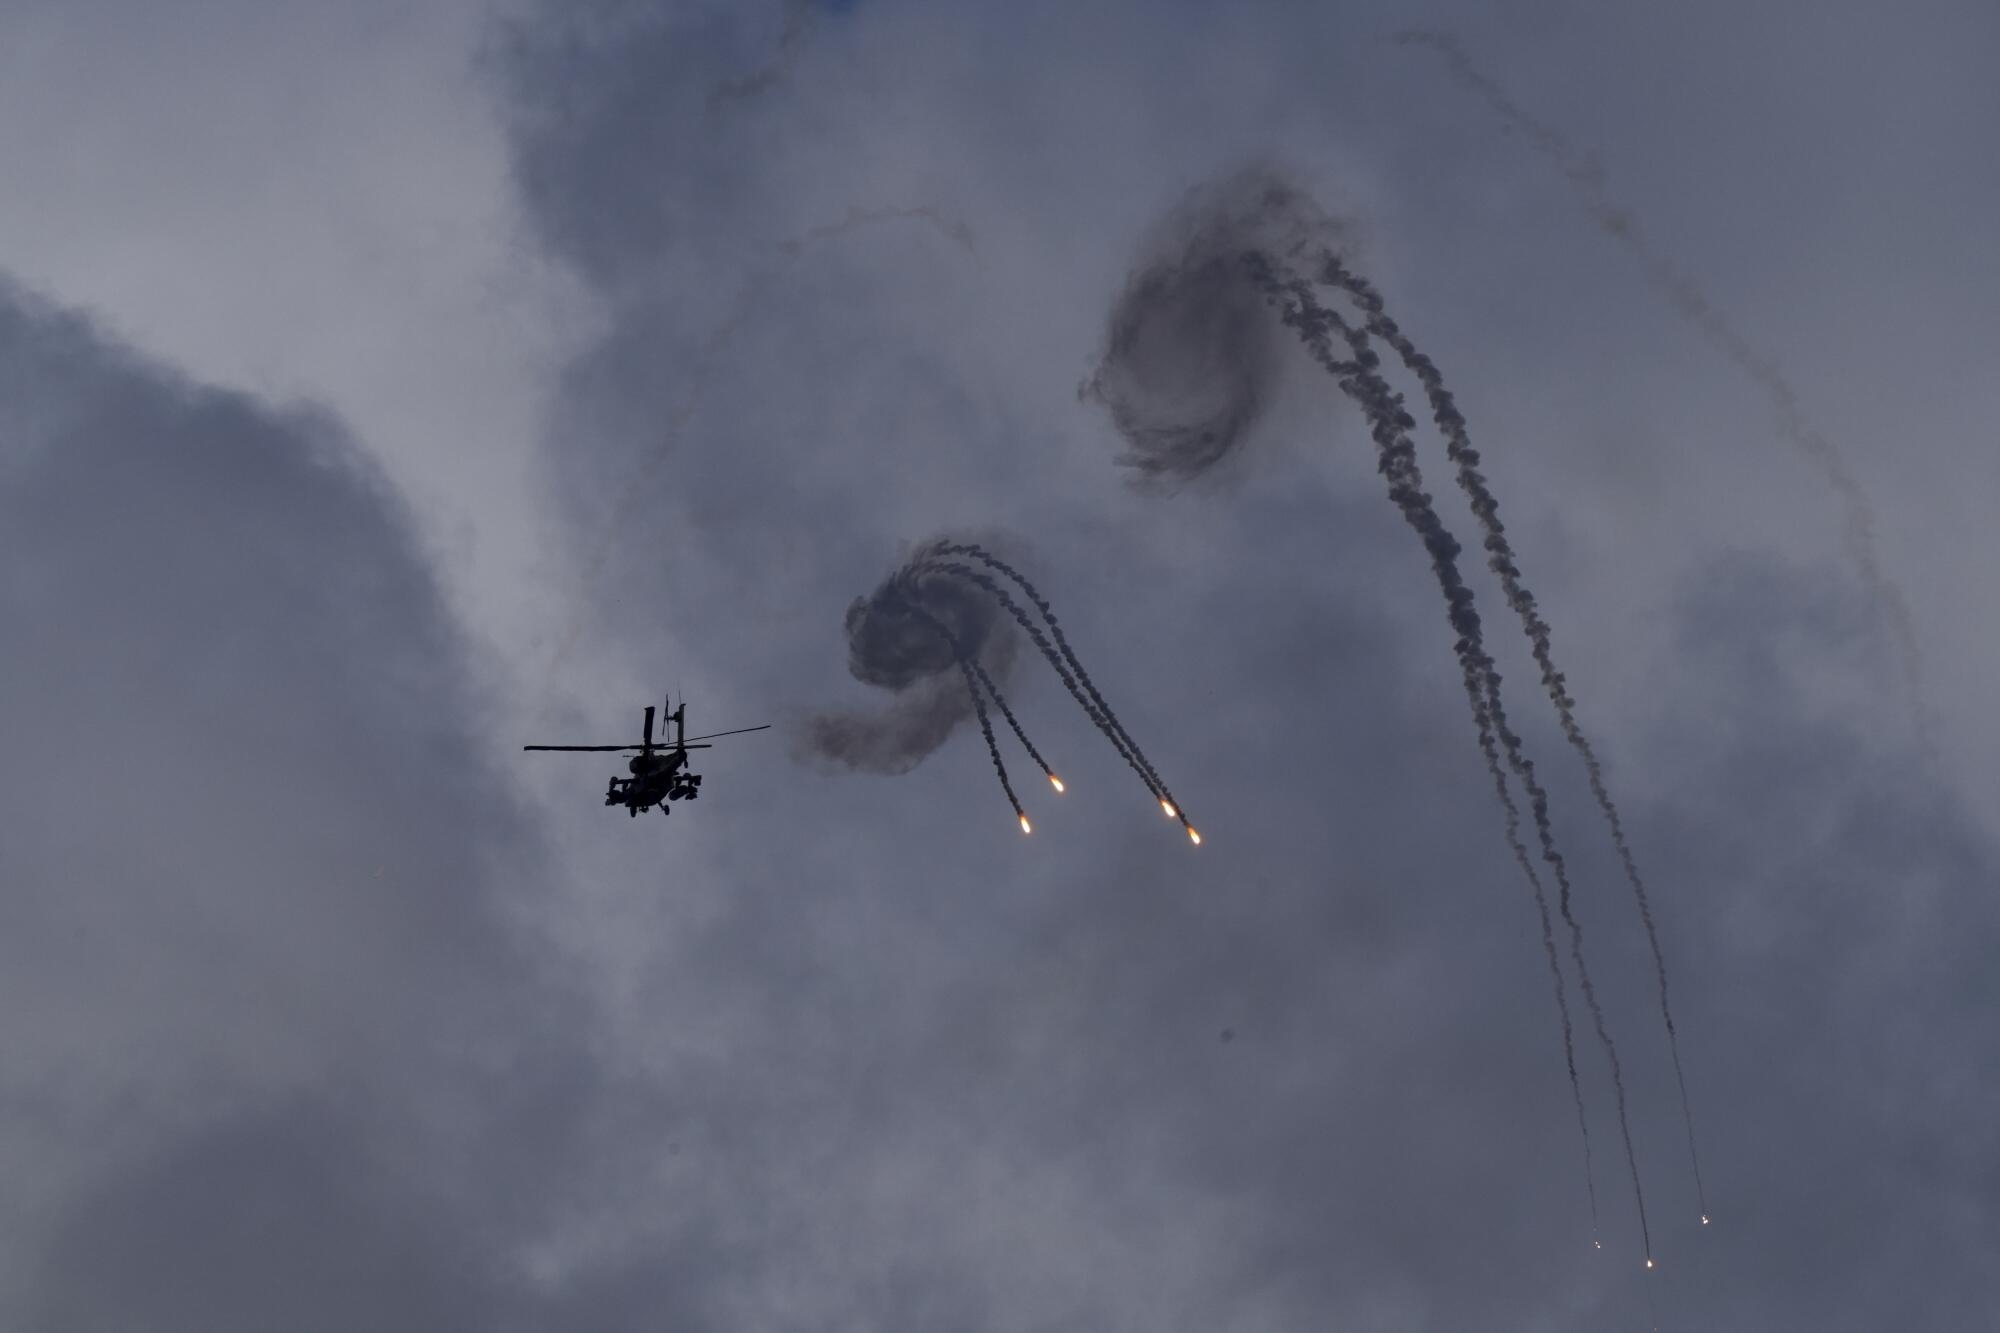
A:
677 724 773 743
522 744 647 752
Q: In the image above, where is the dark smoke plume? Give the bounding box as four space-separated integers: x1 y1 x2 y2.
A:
1251 263 1652 1258
914 555 1145 785
1396 28 1933 769
925 542 1180 818
1084 166 1680 1249
796 539 1019 775
969 655 1057 788
1082 168 1346 488
1321 253 1709 1218
906 554 1194 836
807 539 1191 838
897 600 1029 824
955 652 1024 823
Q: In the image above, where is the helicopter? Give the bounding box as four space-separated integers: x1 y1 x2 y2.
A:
524 698 770 817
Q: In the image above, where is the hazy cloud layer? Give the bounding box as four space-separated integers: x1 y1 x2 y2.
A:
0 278 576 1327
487 3 2000 1327
3 0 1997 1328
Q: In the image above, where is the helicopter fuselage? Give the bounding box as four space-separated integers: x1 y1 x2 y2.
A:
526 699 761 820
605 748 702 815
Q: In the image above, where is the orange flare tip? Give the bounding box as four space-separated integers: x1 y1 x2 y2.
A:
1186 826 1202 846
1159 799 1177 819
1018 815 1032 835
1048 775 1065 793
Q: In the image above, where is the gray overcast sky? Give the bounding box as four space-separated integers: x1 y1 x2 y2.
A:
3 0 1997 1328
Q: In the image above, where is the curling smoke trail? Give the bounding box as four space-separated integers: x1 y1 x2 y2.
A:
903 599 1028 828
818 541 1187 837
1088 167 1685 1246
1250 256 1652 1259
906 557 1190 826
1321 254 1709 1218
958 652 1027 830
1472 673 1604 1245
803 543 1017 776
969 655 1061 791
1396 27 1933 770
929 543 1177 811
1476 663 1604 1246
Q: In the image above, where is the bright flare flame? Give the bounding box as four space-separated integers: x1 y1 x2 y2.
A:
1049 774 1066 793
1644 1258 1655 1270
1018 815 1033 835
1700 1215 1711 1225
1593 1240 1602 1250
1186 826 1202 846
1159 799 1177 819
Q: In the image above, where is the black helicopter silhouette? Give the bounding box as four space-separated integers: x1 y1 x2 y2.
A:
524 698 770 817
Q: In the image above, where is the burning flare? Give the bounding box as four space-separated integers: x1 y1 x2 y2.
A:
1019 814 1033 835
1185 825 1202 846
1160 798 1178 819
1700 1215 1711 1225
1049 774 1066 793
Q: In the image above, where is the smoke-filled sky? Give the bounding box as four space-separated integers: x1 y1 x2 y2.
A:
4 1 1997 1328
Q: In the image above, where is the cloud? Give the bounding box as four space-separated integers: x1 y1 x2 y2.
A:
0 1 1944 1329
0 276 569 1324
480 1 2000 1325
25 1102 504 1333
